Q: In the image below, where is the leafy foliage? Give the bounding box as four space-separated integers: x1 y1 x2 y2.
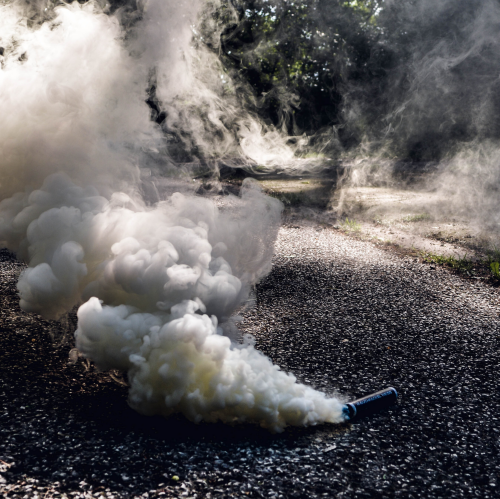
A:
198 0 500 161
207 0 385 149
422 253 476 275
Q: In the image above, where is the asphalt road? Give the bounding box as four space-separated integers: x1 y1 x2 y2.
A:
1 220 500 498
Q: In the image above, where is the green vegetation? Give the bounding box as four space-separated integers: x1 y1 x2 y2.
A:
486 248 500 280
490 261 500 279
342 217 361 232
421 253 475 275
402 213 431 223
422 251 500 281
207 0 384 143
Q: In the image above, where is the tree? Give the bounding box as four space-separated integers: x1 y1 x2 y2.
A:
202 0 385 151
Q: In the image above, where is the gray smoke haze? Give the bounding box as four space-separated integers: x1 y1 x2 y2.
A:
0 0 346 431
365 0 500 158
331 0 500 232
130 0 323 174
174 0 500 231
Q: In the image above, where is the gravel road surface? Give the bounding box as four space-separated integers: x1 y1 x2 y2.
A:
1 221 500 498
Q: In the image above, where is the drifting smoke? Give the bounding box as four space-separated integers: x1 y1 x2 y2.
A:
129 0 323 174
211 0 500 230
374 0 500 159
337 0 500 229
0 0 345 431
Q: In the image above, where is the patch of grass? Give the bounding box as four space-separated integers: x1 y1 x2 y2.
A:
486 248 500 280
421 253 475 275
422 251 500 282
490 261 500 279
402 213 431 223
486 247 500 262
342 217 361 232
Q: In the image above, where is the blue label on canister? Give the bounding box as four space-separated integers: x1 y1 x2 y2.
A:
345 387 398 419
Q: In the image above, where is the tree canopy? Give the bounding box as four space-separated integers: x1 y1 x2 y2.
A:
198 0 500 161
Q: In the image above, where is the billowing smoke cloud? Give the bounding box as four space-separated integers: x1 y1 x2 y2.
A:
0 0 345 431
0 1 161 197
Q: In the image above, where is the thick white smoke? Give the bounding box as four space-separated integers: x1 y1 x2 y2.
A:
0 1 345 431
0 1 160 197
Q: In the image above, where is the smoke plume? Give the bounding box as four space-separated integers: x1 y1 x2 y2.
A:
0 0 345 431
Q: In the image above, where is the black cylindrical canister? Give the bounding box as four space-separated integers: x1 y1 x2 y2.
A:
344 387 398 420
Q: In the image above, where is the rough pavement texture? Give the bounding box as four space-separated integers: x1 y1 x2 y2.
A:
1 222 500 498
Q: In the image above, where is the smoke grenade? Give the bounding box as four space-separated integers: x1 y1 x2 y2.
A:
344 388 398 420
